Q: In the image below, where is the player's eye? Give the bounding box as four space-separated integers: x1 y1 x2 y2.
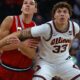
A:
23 2 27 4
30 2 35 5
57 10 61 13
63 10 68 13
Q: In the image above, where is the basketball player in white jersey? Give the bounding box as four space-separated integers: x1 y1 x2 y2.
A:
0 1 80 80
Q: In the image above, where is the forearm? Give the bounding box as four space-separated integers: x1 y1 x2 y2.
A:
18 28 33 41
0 40 6 48
0 31 20 48
18 24 48 40
0 44 19 51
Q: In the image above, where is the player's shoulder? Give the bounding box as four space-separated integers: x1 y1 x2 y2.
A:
1 16 14 25
35 20 52 32
0 16 14 30
5 16 14 21
44 20 53 27
46 20 53 24
38 20 52 27
69 20 80 35
69 20 79 28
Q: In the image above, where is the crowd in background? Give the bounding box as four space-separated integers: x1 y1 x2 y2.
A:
0 0 80 24
0 0 80 67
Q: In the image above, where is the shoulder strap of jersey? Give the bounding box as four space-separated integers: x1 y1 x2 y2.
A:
15 16 18 30
72 21 75 36
15 16 23 31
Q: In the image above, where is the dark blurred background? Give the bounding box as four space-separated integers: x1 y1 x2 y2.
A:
0 0 80 25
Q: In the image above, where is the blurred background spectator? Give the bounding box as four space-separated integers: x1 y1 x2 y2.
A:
0 0 80 25
72 0 80 26
69 38 80 68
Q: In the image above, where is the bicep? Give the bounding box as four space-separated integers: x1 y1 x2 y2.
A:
31 24 50 37
0 29 10 39
0 16 13 39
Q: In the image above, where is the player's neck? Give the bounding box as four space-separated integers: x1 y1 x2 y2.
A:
20 13 33 24
54 21 68 32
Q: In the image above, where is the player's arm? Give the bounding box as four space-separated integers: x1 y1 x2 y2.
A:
0 16 22 51
1 24 43 41
0 16 13 39
0 23 49 47
0 39 8 48
0 16 15 50
18 23 50 40
0 16 24 51
18 38 40 59
0 16 23 51
18 28 32 41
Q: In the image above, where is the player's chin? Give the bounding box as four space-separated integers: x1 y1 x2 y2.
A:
23 11 30 15
60 21 66 25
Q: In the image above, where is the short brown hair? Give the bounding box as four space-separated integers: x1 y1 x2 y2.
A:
52 2 72 17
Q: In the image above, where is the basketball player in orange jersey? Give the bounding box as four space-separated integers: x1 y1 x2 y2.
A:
1 1 80 80
0 0 39 80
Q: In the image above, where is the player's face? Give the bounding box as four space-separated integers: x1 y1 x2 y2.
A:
21 0 37 15
54 8 70 25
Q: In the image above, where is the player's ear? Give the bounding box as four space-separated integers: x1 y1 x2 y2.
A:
21 8 22 12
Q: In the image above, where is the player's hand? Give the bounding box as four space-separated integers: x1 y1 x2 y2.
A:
6 36 21 45
21 38 40 49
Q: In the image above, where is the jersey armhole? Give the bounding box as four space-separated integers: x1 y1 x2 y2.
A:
72 21 75 37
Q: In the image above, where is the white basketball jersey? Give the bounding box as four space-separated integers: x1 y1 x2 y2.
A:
37 20 79 64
